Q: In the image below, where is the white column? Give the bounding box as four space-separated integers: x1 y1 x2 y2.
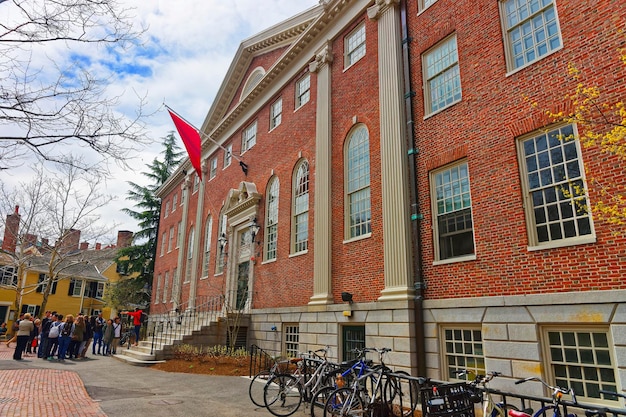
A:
368 0 415 300
309 42 334 305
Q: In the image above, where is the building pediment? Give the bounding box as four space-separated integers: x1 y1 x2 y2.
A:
224 181 262 221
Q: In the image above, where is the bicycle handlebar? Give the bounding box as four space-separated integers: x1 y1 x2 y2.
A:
515 377 577 404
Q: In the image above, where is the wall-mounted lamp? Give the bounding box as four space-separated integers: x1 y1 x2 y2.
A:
249 217 261 245
341 292 353 304
270 325 277 332
218 232 228 249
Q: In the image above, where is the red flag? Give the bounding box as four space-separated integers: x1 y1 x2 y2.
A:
168 109 202 180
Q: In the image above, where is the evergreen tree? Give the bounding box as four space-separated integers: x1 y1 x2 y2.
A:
107 133 183 310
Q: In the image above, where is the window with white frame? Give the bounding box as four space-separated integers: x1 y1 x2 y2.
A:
202 215 212 277
216 213 227 274
443 327 485 380
418 0 438 12
270 98 282 130
293 160 309 253
518 124 593 247
36 273 57 294
155 274 161 304
346 125 371 239
160 232 167 256
176 222 182 248
284 324 300 358
0 265 17 286
193 173 200 192
265 177 279 261
170 268 176 302
423 34 461 115
500 0 562 72
172 193 177 211
163 271 169 303
544 328 617 401
96 282 105 299
185 227 194 282
210 157 218 180
242 121 257 153
295 74 310 109
431 161 475 261
24 305 38 316
168 226 174 252
70 279 83 297
224 144 233 168
345 23 366 68
165 201 170 218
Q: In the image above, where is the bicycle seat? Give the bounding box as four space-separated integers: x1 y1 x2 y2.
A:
289 357 303 364
509 410 532 417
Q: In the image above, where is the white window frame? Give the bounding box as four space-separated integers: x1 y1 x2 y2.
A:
265 177 279 261
224 144 233 168
155 274 161 304
167 227 174 253
0 266 17 286
160 232 167 257
270 98 283 130
71 279 83 297
210 157 218 180
430 161 476 263
216 213 227 274
293 160 309 253
295 74 310 109
96 282 105 299
165 201 170 218
423 34 461 116
345 125 372 240
242 121 257 153
202 215 212 278
193 174 199 193
185 226 194 283
176 222 182 248
172 193 177 211
500 0 562 73
163 271 169 304
442 326 485 380
418 0 438 12
345 23 366 68
517 124 595 250
284 324 300 358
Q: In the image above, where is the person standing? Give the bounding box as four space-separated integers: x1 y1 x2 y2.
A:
80 316 93 358
44 314 61 360
110 317 122 354
92 314 104 354
102 318 114 355
57 314 74 362
122 308 143 346
38 311 53 358
13 313 34 361
69 315 85 359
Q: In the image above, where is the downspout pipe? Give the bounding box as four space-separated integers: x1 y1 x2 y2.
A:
400 0 426 377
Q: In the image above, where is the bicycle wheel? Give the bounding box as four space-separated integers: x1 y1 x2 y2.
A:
311 386 336 417
264 374 303 417
384 371 420 417
324 387 363 417
490 403 519 417
249 370 272 407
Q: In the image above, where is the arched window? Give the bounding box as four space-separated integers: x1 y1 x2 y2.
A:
185 226 195 282
345 125 371 238
201 215 213 277
241 67 265 100
265 177 279 260
293 160 309 252
216 210 227 274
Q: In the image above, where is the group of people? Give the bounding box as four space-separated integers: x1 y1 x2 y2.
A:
6 310 129 361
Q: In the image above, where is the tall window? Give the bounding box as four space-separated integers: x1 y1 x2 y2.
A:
172 193 177 211
176 222 182 248
193 174 199 192
423 34 461 115
96 282 105 299
224 144 233 168
544 328 617 401
431 161 475 261
242 121 257 153
293 160 309 252
518 125 594 247
185 227 195 282
165 201 170 218
501 0 562 71
160 232 167 256
170 268 176 302
216 212 227 274
155 274 161 304
270 98 282 130
0 266 17 286
210 157 218 179
265 177 279 261
163 271 169 303
295 74 310 109
346 125 371 238
418 0 438 11
69 279 83 297
202 215 213 277
345 23 366 68
167 226 174 252
443 327 485 380
284 324 300 358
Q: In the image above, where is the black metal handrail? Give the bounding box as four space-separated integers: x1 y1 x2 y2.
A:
249 344 284 377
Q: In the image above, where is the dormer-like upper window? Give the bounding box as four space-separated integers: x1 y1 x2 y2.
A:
241 67 265 100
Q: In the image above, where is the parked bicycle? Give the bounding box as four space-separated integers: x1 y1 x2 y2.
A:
509 377 577 417
454 369 522 417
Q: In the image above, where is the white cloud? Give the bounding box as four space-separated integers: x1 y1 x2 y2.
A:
0 0 319 244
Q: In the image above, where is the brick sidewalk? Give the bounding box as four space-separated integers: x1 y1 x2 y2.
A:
0 347 107 416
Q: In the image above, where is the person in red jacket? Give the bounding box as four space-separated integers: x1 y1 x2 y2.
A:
122 308 143 346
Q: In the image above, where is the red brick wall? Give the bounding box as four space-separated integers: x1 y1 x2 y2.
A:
408 0 626 299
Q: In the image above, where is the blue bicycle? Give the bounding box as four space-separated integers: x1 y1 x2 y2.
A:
509 377 577 417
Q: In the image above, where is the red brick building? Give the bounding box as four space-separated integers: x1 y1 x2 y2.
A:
152 0 626 401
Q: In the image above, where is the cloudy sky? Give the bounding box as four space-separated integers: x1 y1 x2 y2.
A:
1 0 318 245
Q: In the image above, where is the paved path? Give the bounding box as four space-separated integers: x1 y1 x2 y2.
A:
0 344 290 417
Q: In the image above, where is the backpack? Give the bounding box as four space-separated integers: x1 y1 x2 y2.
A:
49 323 60 338
61 322 72 337
140 312 148 324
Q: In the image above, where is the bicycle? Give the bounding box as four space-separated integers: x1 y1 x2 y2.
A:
509 377 578 417
454 369 521 417
263 347 339 417
249 356 291 408
119 329 133 348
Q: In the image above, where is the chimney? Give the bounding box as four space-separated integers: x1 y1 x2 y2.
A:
95 243 101 250
58 229 81 253
116 231 133 248
80 242 89 251
24 233 38 247
2 205 20 253
41 238 49 247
